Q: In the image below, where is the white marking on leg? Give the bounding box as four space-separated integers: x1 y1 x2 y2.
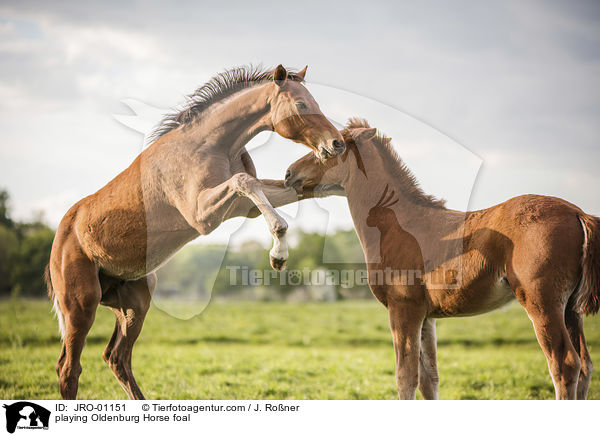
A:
247 189 288 237
234 175 289 265
52 297 65 341
270 233 289 261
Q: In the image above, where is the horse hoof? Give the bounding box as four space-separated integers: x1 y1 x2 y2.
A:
270 256 287 271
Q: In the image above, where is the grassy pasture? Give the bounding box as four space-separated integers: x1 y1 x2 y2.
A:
1 299 598 399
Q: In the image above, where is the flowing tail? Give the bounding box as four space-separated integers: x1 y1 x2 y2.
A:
574 215 600 315
44 264 65 340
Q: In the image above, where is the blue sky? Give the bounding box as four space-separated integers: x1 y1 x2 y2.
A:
0 1 599 245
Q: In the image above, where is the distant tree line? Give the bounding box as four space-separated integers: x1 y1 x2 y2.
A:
0 190 55 297
159 228 371 300
0 188 371 300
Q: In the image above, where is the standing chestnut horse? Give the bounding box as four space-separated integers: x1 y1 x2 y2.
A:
286 119 599 399
45 65 344 399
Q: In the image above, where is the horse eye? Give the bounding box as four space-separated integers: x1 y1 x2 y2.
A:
295 101 307 110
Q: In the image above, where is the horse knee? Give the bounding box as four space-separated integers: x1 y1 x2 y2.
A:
231 172 258 195
564 349 581 377
552 349 581 389
398 377 419 400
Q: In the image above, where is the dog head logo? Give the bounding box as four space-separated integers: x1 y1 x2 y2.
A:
3 402 50 433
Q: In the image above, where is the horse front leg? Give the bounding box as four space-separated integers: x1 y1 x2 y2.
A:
419 318 439 400
235 176 297 270
387 301 426 399
194 174 298 270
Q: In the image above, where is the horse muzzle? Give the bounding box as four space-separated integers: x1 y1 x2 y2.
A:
284 169 305 191
317 139 345 160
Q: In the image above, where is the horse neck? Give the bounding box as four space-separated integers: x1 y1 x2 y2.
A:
183 84 273 157
342 148 456 263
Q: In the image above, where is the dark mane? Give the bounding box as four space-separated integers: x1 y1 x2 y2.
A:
149 65 304 142
344 118 447 209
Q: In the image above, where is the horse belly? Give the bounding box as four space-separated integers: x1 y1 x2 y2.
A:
479 277 516 312
77 194 199 280
92 229 197 280
427 276 516 318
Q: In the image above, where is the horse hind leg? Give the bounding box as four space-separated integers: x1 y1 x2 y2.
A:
50 249 102 399
565 308 593 399
100 273 155 400
508 228 584 400
516 284 581 399
55 344 66 377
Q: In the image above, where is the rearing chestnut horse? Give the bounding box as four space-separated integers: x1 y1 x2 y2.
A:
45 65 345 399
286 119 599 400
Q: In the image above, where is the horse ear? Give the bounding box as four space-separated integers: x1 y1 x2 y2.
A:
296 65 308 81
351 127 377 142
273 64 288 86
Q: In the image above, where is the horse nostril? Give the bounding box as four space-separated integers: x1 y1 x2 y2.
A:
285 169 291 180
332 139 345 151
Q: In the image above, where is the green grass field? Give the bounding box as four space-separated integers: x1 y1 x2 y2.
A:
1 299 598 399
